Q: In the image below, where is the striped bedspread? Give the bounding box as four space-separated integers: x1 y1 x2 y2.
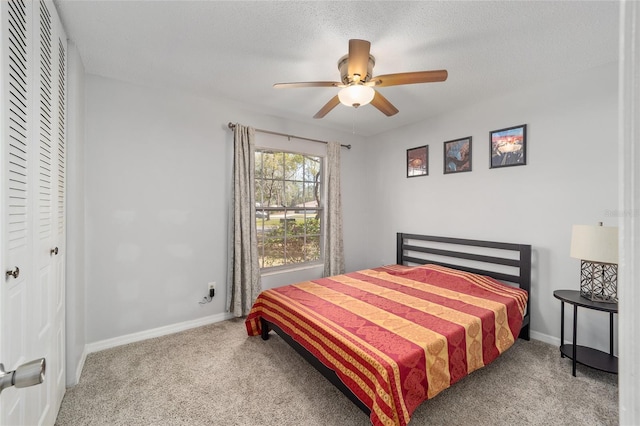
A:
245 264 528 426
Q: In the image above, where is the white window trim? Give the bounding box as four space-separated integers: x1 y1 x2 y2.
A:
254 136 327 272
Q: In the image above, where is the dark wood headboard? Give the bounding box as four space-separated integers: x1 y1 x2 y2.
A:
396 232 532 340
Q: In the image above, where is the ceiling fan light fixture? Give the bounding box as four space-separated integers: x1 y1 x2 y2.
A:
275 39 447 118
338 84 375 108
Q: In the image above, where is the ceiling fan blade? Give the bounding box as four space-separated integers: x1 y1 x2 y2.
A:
372 70 448 87
313 95 341 119
370 90 399 116
274 81 342 89
348 39 371 81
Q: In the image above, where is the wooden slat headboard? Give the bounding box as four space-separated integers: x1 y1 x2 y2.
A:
396 232 532 340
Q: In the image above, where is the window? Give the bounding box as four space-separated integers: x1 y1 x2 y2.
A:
255 149 323 269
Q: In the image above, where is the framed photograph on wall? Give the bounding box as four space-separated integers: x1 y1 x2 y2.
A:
490 124 527 168
407 145 428 177
443 137 472 174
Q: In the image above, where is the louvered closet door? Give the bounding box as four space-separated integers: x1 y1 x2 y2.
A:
0 1 34 425
33 0 55 423
50 3 66 414
1 0 66 424
31 0 66 423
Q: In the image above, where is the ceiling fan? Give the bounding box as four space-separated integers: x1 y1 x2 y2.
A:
273 39 448 119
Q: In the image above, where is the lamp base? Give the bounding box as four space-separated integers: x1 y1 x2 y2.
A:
579 260 618 303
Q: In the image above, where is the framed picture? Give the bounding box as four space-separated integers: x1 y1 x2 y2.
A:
407 145 428 177
443 137 472 174
490 124 527 168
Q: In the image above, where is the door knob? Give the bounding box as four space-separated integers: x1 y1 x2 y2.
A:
5 267 19 279
0 358 46 394
50 247 58 256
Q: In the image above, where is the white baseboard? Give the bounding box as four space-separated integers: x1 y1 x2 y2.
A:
530 330 560 347
73 345 88 386
85 312 235 355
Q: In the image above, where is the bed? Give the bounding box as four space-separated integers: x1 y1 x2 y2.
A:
245 233 531 426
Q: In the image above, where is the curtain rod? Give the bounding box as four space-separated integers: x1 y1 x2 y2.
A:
227 122 351 150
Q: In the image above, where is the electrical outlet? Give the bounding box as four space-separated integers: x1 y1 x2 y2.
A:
208 282 216 290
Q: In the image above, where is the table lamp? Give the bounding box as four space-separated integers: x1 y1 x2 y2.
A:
570 222 619 303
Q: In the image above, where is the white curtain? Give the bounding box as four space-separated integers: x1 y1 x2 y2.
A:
323 141 345 276
227 123 262 317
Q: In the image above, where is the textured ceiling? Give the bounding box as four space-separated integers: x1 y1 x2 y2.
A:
55 1 620 137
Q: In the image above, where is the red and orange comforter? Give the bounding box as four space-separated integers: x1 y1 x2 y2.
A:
245 264 528 426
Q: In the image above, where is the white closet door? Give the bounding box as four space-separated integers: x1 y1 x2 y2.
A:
51 4 66 413
1 1 34 424
1 0 66 424
33 0 55 423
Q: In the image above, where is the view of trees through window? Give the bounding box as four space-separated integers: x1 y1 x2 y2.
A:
255 150 323 269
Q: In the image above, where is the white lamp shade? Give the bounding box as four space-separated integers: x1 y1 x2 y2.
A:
570 224 618 263
338 85 375 107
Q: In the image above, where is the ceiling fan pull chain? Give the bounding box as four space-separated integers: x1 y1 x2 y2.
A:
352 108 356 134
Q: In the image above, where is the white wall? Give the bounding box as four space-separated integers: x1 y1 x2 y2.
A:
83 75 367 344
65 42 86 385
363 63 619 351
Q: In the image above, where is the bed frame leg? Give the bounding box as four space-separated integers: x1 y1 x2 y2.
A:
518 323 530 341
260 317 270 340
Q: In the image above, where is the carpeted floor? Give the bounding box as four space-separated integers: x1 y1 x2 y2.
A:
55 318 618 426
